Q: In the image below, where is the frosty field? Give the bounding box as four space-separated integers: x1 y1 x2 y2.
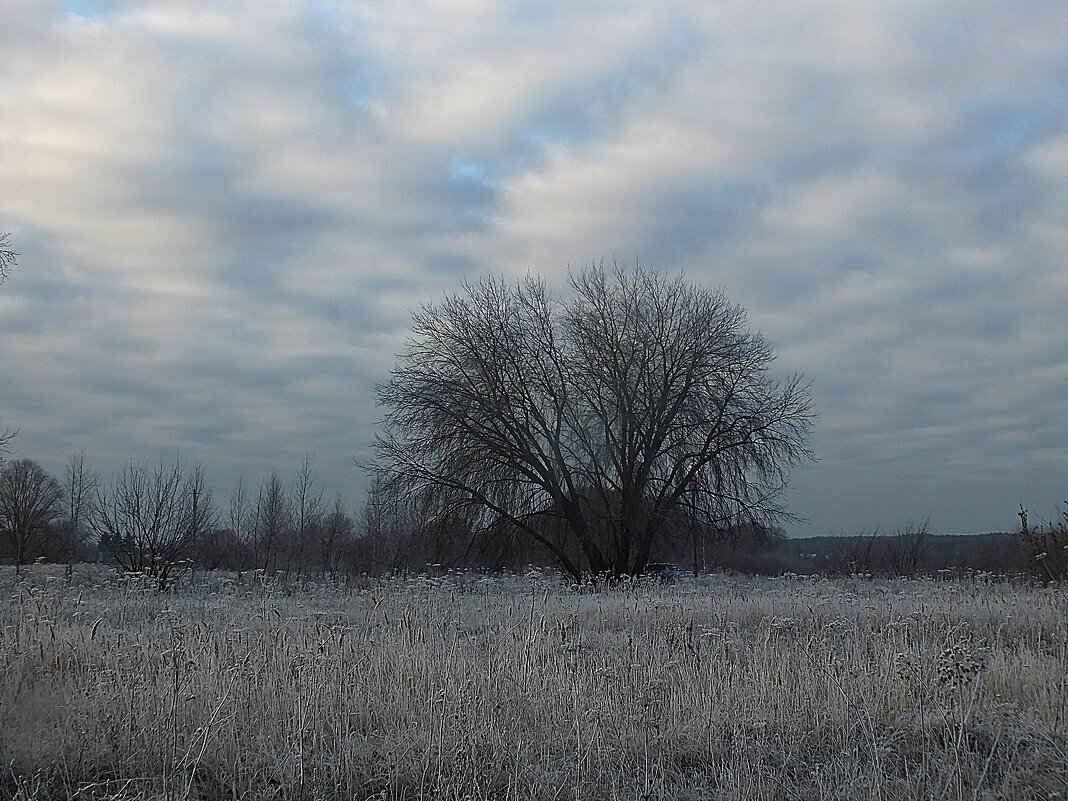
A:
1 567 1065 800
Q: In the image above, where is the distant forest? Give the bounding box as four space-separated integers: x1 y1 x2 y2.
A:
701 529 1036 577
0 448 1061 583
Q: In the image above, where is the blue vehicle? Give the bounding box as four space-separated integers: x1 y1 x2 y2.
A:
645 562 693 580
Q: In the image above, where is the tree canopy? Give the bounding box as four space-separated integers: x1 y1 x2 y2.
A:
369 263 814 581
0 458 62 573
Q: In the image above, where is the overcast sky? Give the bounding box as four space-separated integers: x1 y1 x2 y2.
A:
2 0 1067 537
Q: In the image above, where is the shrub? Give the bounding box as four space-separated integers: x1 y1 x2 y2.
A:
1018 503 1068 580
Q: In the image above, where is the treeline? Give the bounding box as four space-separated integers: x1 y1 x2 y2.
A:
0 452 531 589
0 451 661 586
1 452 1064 586
698 524 1063 579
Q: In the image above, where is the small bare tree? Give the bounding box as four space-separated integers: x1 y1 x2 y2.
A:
320 493 354 577
357 474 405 573
828 531 880 576
881 521 930 577
229 476 253 555
1019 504 1068 581
252 470 291 573
62 450 97 581
0 458 63 573
368 263 813 582
92 458 217 590
291 453 324 577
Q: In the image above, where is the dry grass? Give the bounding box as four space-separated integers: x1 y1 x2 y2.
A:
1 566 1066 800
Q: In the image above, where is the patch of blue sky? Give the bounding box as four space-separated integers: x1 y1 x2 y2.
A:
306 0 368 39
975 104 1049 156
480 113 611 180
520 118 599 151
516 61 679 156
949 100 1064 189
60 0 106 18
308 1 342 32
450 157 493 187
504 3 551 28
439 158 498 233
343 83 370 109
511 94 622 164
339 68 380 109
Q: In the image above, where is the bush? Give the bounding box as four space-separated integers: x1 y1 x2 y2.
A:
1018 503 1068 580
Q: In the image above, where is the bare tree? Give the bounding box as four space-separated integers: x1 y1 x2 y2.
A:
92 458 217 590
368 263 814 582
193 525 246 570
1019 504 1068 581
189 476 254 571
320 493 354 577
62 450 97 580
252 470 291 574
0 232 16 286
291 453 324 577
355 474 456 574
229 476 252 554
0 234 17 462
0 429 14 468
0 458 63 574
881 521 930 577
356 474 406 574
828 531 881 576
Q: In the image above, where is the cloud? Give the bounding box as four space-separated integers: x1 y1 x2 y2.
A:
2 0 1067 536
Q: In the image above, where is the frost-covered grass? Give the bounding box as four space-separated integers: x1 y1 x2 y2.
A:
1 565 1066 800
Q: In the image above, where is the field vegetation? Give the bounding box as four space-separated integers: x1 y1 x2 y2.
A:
2 565 1065 800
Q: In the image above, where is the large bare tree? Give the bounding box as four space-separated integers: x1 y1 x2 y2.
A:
0 430 13 469
368 263 813 582
0 458 63 574
92 458 217 590
1 233 17 461
0 232 15 286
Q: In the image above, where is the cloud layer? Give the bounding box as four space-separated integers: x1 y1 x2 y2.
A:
2 0 1067 535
